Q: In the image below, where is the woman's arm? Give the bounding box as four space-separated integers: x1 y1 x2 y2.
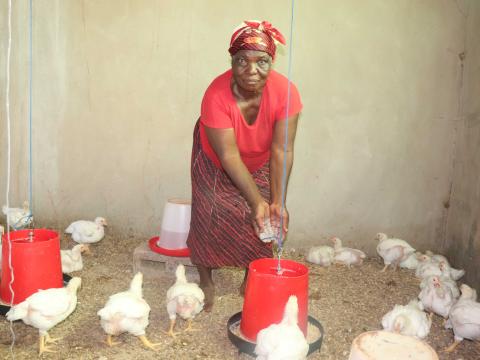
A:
269 114 299 231
204 126 269 232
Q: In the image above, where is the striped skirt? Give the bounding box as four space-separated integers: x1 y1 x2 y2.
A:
186 121 273 268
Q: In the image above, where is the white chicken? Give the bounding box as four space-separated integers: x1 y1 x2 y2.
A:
2 201 32 229
399 252 420 270
331 237 366 267
418 276 455 318
6 277 81 355
444 284 480 352
381 299 431 339
375 233 415 272
255 295 309 360
305 245 335 266
415 254 442 279
420 275 460 299
439 260 465 281
424 250 448 263
61 244 90 273
166 264 205 337
97 272 159 350
65 217 107 244
331 237 367 267
424 250 465 280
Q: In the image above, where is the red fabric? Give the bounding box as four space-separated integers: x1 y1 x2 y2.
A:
199 69 302 173
187 121 273 268
228 21 286 60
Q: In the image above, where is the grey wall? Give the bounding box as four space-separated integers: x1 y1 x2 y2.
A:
0 1 476 266
445 0 480 289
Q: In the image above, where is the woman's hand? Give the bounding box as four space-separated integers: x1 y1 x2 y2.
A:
252 199 270 235
269 203 289 235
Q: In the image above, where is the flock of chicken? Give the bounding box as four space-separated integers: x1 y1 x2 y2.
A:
2 201 479 359
306 232 480 354
0 206 212 356
0 205 312 359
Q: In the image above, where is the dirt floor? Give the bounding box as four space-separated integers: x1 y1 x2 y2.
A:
1 233 479 360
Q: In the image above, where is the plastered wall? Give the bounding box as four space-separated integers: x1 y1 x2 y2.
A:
445 0 480 289
0 1 475 260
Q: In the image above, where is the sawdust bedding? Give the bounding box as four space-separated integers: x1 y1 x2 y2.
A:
1 234 479 360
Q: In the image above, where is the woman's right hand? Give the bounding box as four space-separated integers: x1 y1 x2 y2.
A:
252 199 270 235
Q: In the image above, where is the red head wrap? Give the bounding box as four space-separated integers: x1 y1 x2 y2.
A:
228 20 286 60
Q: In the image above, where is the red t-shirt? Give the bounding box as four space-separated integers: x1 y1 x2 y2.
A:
199 69 302 173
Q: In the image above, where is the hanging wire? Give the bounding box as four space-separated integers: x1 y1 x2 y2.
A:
5 0 17 357
28 0 33 213
276 0 296 274
6 0 34 234
5 0 34 357
27 0 34 235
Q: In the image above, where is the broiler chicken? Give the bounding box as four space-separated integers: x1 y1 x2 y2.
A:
399 252 420 270
415 255 442 279
444 284 480 352
65 217 107 244
418 276 455 318
305 245 334 266
2 201 32 229
424 250 448 263
255 295 309 360
420 275 460 299
381 299 431 339
97 272 159 350
439 260 465 281
61 244 90 273
425 250 465 280
6 277 81 355
165 264 204 337
331 237 366 267
375 233 415 272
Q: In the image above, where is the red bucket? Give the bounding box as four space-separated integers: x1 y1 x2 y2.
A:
1 229 63 305
240 258 309 341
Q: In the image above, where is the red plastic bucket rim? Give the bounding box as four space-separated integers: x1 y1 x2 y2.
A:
1 228 59 244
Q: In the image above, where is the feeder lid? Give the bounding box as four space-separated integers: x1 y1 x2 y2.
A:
348 330 438 360
148 237 190 257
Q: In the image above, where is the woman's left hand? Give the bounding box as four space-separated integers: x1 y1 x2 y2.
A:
269 203 289 236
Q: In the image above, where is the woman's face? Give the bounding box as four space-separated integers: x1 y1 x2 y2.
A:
231 50 272 93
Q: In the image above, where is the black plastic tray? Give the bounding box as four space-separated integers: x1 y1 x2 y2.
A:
227 311 324 357
0 274 72 317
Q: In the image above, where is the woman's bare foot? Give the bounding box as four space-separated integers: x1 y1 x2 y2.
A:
200 284 215 312
197 265 214 312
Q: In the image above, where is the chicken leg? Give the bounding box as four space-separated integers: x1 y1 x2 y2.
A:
183 318 199 332
138 335 161 351
39 335 56 355
164 319 180 338
106 334 121 347
381 264 389 272
443 340 461 353
45 333 62 344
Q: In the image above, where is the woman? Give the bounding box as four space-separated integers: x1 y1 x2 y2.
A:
186 20 302 311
